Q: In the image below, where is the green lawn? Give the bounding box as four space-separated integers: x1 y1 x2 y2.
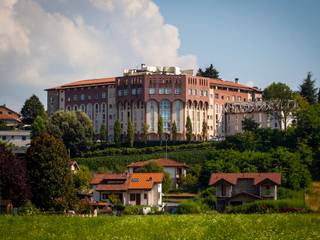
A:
0 214 320 240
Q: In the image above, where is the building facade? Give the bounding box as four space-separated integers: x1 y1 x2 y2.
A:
46 65 262 141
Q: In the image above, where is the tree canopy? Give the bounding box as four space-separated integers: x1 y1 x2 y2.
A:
21 95 45 124
158 116 163 145
242 117 259 132
47 111 93 157
299 72 318 105
26 134 74 210
197 64 220 79
127 120 134 147
114 120 121 146
186 116 192 142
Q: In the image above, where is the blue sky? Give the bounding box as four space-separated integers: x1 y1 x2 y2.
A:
0 0 319 111
155 0 320 89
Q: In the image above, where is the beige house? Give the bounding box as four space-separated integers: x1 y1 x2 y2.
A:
209 172 281 211
91 172 164 207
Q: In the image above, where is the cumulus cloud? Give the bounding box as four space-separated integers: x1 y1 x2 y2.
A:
0 0 197 111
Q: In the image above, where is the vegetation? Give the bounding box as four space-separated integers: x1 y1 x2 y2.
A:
176 201 202 214
242 117 259 132
73 165 92 190
47 111 94 157
197 64 220 79
127 120 134 147
99 124 108 144
114 120 121 146
186 116 192 142
26 134 74 211
158 116 163 145
201 120 207 141
299 72 318 105
31 115 47 138
1 215 320 239
143 123 149 145
171 121 177 142
21 94 45 124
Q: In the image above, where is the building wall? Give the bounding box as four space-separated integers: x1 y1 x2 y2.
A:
0 130 31 147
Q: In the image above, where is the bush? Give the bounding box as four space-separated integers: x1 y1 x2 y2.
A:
225 199 309 214
176 201 202 214
278 187 305 200
19 201 41 216
123 205 145 215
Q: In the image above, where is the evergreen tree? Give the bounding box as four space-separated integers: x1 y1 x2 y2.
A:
127 120 134 147
318 88 320 104
196 64 220 79
99 124 108 144
186 116 193 142
21 95 45 124
31 115 47 138
202 120 208 141
143 123 149 145
26 134 74 210
158 116 163 145
171 121 177 142
114 120 121 146
299 72 317 105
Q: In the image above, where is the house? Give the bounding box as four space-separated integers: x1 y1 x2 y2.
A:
127 158 187 188
0 130 31 147
0 105 21 127
91 172 164 207
209 172 281 211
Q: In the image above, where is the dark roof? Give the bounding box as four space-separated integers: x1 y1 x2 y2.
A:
209 173 281 186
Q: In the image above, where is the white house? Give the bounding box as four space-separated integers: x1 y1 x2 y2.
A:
0 130 31 147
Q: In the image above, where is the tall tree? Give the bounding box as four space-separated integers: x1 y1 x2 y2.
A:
318 88 320 104
202 120 208 141
158 116 163 145
99 124 108 144
21 95 45 124
127 120 134 147
242 117 259 132
73 165 92 191
114 119 121 146
263 82 294 130
171 121 177 142
47 111 93 157
186 116 193 142
196 64 220 79
299 72 317 105
31 115 47 138
0 143 30 207
26 134 74 210
143 123 149 145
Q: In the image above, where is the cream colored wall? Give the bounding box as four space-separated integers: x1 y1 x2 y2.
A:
146 100 158 134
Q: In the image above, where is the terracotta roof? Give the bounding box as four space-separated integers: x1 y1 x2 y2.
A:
208 78 262 92
91 172 164 191
45 77 115 90
0 105 21 122
209 173 281 186
128 158 187 168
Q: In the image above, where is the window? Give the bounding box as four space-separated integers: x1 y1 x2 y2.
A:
150 103 155 131
215 93 219 99
81 94 85 101
175 87 182 94
132 88 137 95
144 193 148 200
188 89 192 95
130 194 136 201
193 89 197 96
102 92 106 99
22 136 27 141
221 185 226 197
123 89 128 96
160 100 171 132
2 136 6 140
238 96 241 102
175 101 182 132
159 88 165 94
165 88 171 94
118 90 123 96
73 95 77 101
149 88 155 94
232 96 235 102
137 88 142 95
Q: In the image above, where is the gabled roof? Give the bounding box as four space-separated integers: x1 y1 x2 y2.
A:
209 173 281 186
128 158 187 168
91 172 164 191
0 105 21 122
45 77 115 90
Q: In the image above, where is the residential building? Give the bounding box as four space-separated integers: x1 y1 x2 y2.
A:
45 64 262 140
0 105 21 127
209 172 281 211
128 158 187 188
0 130 31 147
91 172 164 207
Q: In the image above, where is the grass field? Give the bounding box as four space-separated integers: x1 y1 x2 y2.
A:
305 182 320 212
0 214 320 240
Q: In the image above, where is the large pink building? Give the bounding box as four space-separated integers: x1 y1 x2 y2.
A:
46 65 262 141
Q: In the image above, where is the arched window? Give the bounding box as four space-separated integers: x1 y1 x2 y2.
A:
66 105 71 111
150 103 155 131
73 105 78 111
175 101 182 132
101 103 106 113
160 100 171 132
80 104 86 112
87 104 92 119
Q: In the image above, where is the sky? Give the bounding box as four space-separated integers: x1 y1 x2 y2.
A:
1 0 319 112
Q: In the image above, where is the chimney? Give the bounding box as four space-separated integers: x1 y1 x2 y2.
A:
235 78 239 84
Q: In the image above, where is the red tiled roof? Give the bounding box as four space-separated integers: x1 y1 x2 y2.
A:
208 78 262 92
128 158 187 168
45 77 115 90
0 105 21 122
91 172 164 191
209 172 281 186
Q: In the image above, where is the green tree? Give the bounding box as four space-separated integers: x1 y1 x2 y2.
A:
0 142 30 207
196 64 220 79
73 165 92 190
31 115 47 138
127 120 134 147
318 88 320 103
158 116 163 145
242 117 259 132
21 95 45 124
0 120 9 130
299 72 317 105
186 116 193 142
47 111 94 157
26 134 74 210
263 82 294 130
201 120 208 141
99 124 108 144
114 120 121 146
180 173 198 193
143 123 149 145
171 121 177 142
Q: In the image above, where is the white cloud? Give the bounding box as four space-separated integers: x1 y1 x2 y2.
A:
0 0 197 111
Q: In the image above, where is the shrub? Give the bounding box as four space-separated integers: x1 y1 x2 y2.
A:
176 201 202 214
19 201 41 216
225 199 309 214
123 205 145 215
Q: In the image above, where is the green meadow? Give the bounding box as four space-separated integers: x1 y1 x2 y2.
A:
0 214 319 240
